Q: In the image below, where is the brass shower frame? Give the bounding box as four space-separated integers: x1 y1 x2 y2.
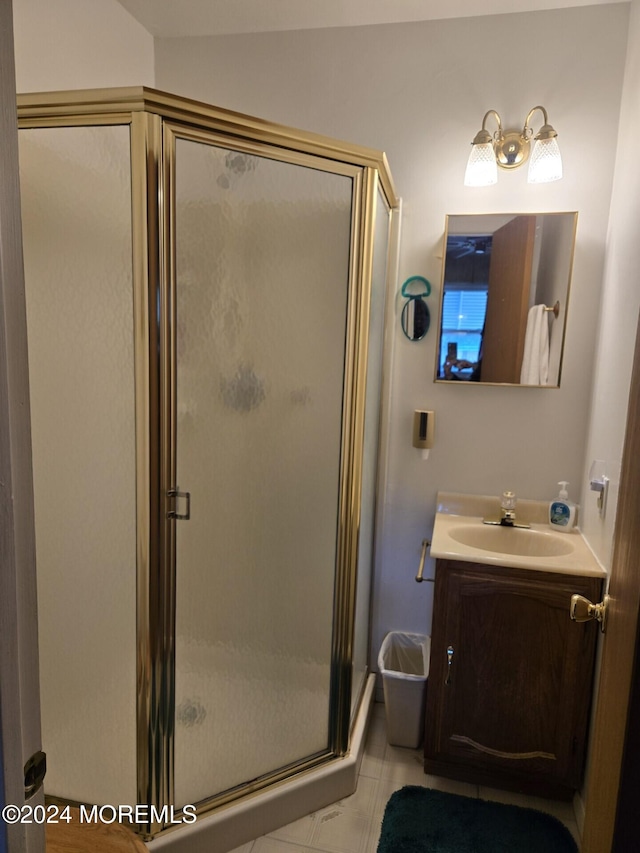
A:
17 87 399 839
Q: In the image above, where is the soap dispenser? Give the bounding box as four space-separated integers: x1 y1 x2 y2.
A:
549 482 576 532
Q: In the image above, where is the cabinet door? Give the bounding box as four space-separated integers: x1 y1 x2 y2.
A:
425 560 601 795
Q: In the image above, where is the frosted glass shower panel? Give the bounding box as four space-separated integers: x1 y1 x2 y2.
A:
19 126 137 805
173 138 354 806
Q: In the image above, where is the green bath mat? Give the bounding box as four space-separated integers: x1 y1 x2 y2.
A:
377 786 578 853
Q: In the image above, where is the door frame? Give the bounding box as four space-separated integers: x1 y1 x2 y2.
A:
581 310 640 851
0 2 44 852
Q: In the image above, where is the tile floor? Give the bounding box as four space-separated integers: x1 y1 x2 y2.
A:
228 702 581 853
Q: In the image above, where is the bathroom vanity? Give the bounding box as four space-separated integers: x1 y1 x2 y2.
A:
424 493 605 799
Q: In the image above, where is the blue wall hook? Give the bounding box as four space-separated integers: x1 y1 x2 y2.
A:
401 275 431 299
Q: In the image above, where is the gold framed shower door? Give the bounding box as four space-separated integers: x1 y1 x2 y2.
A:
18 86 399 840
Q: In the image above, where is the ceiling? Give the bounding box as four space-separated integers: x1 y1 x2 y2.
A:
115 0 622 38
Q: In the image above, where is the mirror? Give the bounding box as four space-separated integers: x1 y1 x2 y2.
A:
434 212 577 386
402 298 430 340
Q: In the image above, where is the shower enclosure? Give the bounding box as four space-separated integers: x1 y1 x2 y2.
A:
17 87 398 845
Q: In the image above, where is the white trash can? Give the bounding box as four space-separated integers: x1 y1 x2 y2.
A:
378 631 430 748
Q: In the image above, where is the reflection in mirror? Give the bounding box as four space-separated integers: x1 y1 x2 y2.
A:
434 212 577 386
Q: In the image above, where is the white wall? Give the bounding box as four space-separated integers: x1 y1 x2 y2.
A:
155 5 629 660
13 0 154 92
579 0 640 571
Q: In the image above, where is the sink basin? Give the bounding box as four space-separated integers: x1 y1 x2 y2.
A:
448 523 575 558
429 493 605 576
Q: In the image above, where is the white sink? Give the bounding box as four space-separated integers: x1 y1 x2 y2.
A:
448 523 575 558
429 492 606 577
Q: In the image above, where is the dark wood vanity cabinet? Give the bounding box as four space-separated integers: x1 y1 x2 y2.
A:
424 559 602 799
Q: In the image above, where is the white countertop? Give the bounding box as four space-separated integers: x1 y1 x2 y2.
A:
430 492 606 578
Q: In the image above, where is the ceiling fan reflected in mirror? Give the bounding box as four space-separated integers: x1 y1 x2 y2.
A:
446 235 493 259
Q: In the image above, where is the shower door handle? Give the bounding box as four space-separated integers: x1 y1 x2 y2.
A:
167 488 191 520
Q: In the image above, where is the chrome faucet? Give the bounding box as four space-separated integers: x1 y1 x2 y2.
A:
500 491 517 526
483 491 531 528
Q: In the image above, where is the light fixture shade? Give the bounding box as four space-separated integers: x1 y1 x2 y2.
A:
464 142 498 187
528 137 563 183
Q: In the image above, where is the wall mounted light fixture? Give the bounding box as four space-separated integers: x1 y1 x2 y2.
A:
464 105 562 187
